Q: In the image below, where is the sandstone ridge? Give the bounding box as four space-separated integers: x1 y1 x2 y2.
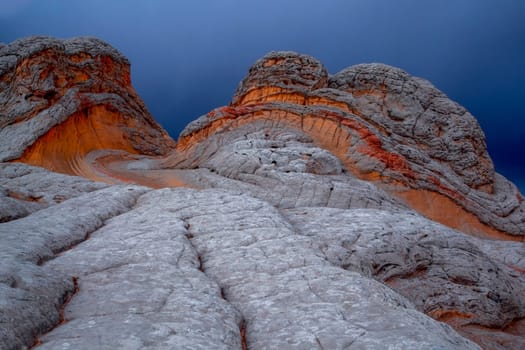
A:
1 37 525 350
175 51 525 239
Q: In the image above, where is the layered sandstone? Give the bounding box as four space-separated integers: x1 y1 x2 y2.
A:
0 36 175 180
1 37 525 350
174 51 525 239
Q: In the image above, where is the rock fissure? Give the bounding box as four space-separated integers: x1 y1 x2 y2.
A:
0 184 148 349
29 276 79 349
240 319 248 350
37 216 111 266
24 188 245 349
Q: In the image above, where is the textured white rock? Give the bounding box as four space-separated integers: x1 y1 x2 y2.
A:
169 121 406 212
0 163 107 222
284 207 525 329
38 189 242 350
180 51 525 237
174 190 483 349
0 168 482 349
0 183 147 349
327 63 525 236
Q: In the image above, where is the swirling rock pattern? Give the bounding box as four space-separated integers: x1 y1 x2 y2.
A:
0 36 175 179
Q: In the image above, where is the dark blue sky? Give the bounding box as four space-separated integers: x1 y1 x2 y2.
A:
1 1 524 191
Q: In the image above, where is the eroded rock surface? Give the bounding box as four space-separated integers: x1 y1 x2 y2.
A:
285 207 525 349
0 163 108 222
175 51 525 239
1 37 524 350
0 36 175 179
0 166 480 349
0 180 147 349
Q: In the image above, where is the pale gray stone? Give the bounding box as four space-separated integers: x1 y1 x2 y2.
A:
0 163 107 222
38 189 242 350
284 207 525 328
0 184 148 350
171 120 406 212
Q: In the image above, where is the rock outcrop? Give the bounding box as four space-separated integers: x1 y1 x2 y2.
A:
173 51 524 239
0 36 175 181
1 37 524 350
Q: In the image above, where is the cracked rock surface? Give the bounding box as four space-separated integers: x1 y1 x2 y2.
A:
0 179 147 349
0 166 480 349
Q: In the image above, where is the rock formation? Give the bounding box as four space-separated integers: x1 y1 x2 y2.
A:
0 36 175 181
172 51 524 239
1 37 524 350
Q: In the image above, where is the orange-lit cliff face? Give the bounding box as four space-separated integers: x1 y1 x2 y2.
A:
18 106 142 181
0 36 175 182
172 52 524 241
174 104 520 243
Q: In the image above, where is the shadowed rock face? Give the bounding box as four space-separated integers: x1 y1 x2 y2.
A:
1 37 525 350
